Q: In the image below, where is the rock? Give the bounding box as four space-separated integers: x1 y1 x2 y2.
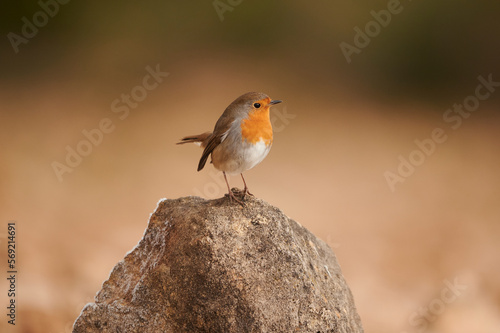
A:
73 191 364 333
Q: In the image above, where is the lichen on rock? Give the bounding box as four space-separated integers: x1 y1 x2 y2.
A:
73 191 364 333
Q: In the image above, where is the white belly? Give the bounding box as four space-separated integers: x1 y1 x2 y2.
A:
212 139 271 175
239 139 271 173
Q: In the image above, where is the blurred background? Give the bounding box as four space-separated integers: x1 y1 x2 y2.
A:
1 1 499 332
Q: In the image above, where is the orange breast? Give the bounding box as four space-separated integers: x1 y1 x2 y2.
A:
240 106 273 145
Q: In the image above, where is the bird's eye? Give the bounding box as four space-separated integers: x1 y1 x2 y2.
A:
253 103 261 108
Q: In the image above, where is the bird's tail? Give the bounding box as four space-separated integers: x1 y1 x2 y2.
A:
176 132 212 148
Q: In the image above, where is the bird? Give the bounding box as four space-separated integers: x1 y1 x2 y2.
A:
177 92 282 205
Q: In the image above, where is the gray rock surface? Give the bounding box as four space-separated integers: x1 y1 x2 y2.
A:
73 191 364 333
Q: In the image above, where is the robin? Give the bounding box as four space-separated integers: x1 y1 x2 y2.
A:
177 92 282 205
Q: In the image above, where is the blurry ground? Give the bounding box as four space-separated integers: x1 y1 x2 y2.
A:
1 58 499 333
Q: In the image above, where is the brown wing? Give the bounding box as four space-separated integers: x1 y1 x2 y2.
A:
197 114 233 171
197 135 221 171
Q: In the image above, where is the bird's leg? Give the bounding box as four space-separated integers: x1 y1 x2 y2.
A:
241 173 254 199
223 172 245 206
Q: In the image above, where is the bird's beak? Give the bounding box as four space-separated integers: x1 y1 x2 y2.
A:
269 100 282 105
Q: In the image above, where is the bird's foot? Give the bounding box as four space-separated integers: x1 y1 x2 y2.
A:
225 188 245 206
242 186 254 200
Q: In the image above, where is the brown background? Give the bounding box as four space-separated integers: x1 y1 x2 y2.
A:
1 1 499 332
